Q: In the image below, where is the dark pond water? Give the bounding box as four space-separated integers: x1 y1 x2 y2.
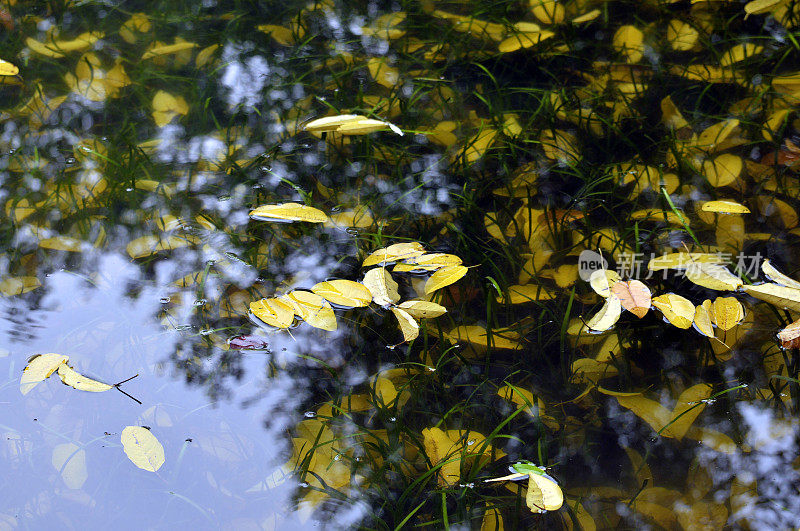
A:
3 0 800 529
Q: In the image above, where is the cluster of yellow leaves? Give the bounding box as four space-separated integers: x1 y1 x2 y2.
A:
248 241 459 343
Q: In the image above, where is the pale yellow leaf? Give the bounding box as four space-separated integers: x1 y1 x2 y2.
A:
121 426 165 472
693 300 715 338
52 443 88 489
762 259 800 289
589 269 621 298
57 364 112 392
648 252 726 271
667 19 698 51
0 276 41 296
526 473 564 512
742 283 800 312
362 267 400 307
684 263 743 290
20 354 69 395
363 242 426 267
39 236 83 252
584 295 622 332
711 296 744 331
391 307 419 343
701 200 750 214
397 300 447 318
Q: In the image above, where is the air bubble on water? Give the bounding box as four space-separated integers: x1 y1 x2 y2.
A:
333 454 341 461
299 482 309 488
199 329 213 336
80 145 91 152
346 227 359 236
65 157 77 165
193 299 207 306
389 417 396 422
125 187 134 191
218 195 231 201
304 411 316 418
466 439 475 446
160 297 171 304
175 324 193 331
8 149 15 154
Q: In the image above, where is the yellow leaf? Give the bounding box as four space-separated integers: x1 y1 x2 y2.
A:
526 473 564 512
496 284 556 304
141 41 198 59
461 128 499 164
361 12 407 40
540 129 579 162
703 154 742 187
393 253 463 273
572 9 601 24
648 252 726 271
391 307 419 343
614 384 711 440
26 32 102 58
363 242 426 267
195 44 220 67
20 354 69 395
711 297 744 331
311 279 372 308
249 297 295 329
425 265 468 294
362 267 401 307
249 203 328 223
498 31 554 53
121 426 165 472
0 276 41 296
57 364 112 392
52 443 88 489
126 234 196 259
762 259 800 289
282 291 337 331
742 283 800 312
397 300 447 318
336 118 403 136
693 300 715 338
701 200 750 214
666 19 698 51
684 263 743 290
367 57 400 89
570 358 619 385
697 120 740 152
445 325 523 350
589 269 621 298
744 0 781 16
584 295 622 332
757 196 798 228
481 507 505 531
612 25 644 63
0 59 19 76
652 293 695 328
720 43 763 66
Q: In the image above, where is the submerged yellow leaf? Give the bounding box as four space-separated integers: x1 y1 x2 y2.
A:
121 426 165 472
0 276 41 296
496 284 556 304
141 41 198 59
362 267 401 307
613 25 644 63
20 354 69 395
703 154 742 187
249 203 328 223
667 19 698 51
701 200 750 214
445 325 523 350
26 32 102 58
52 443 88 489
57 364 112 392
311 279 372 308
614 384 711 440
425 265 468 294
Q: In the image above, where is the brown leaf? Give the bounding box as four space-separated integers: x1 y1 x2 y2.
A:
610 280 652 318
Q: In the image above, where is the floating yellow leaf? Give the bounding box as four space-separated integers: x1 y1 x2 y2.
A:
121 426 165 472
20 353 69 395
57 364 112 392
693 300 715 338
648 252 726 271
311 279 372 308
762 259 800 289
611 280 651 318
249 203 328 223
526 473 564 512
711 297 744 331
363 242 426 267
425 265 468 294
283 291 337 331
391 307 419 343
742 283 800 312
362 267 401 307
777 317 800 348
652 293 695 329
589 269 621 298
613 25 644 63
584 295 622 332
397 300 447 319
684 263 743 291
393 253 462 273
52 443 88 490
701 200 750 214
0 59 18 76
703 154 742 187
249 297 295 329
